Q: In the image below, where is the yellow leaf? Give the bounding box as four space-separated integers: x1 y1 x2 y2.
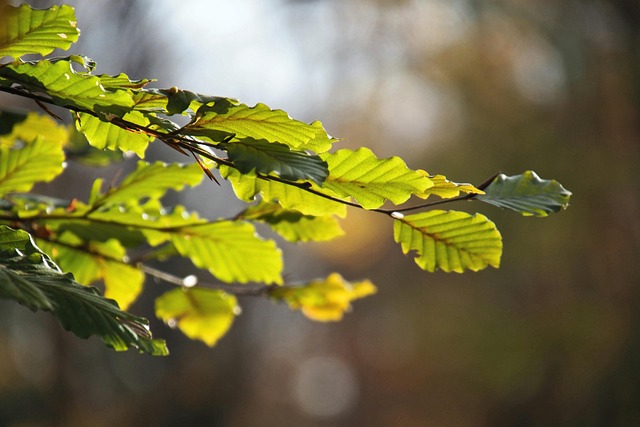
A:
0 112 68 148
102 262 144 311
415 171 484 199
155 288 238 347
272 273 376 322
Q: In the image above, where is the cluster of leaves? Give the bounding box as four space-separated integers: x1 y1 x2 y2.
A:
0 4 571 354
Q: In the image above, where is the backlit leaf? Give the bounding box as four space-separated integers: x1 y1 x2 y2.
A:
155 287 238 347
241 202 344 242
65 126 124 166
37 236 144 310
101 262 144 311
0 59 134 112
477 171 572 217
0 111 68 147
393 210 502 273
93 161 203 206
75 111 153 157
44 202 206 247
220 166 347 217
185 101 335 151
171 221 283 285
0 225 166 355
304 121 337 154
36 236 100 285
320 147 433 209
416 172 484 199
0 137 65 196
221 138 328 184
270 273 376 321
96 73 154 91
0 4 79 59
0 193 73 220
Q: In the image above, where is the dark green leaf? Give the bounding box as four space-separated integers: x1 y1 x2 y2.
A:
0 225 167 355
221 138 328 185
477 171 572 217
152 88 228 115
36 236 144 310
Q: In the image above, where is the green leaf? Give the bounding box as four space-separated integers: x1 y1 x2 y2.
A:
0 193 73 219
0 225 166 355
0 4 79 59
141 87 230 115
155 287 238 347
241 202 344 242
94 200 204 227
477 171 572 217
65 126 124 166
45 218 148 248
0 137 65 197
270 273 376 321
0 227 54 311
130 90 169 113
320 147 433 209
44 202 206 247
0 110 68 147
101 261 144 311
35 236 101 285
393 210 502 273
0 59 135 113
75 111 153 157
185 101 335 151
304 121 337 154
220 166 347 217
415 172 484 199
37 236 144 310
171 221 283 285
93 161 204 206
96 73 154 91
221 138 328 185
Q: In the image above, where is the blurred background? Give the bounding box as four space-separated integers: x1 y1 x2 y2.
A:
1 0 639 426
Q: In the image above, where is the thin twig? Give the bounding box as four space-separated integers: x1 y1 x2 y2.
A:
29 232 274 296
0 84 500 218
